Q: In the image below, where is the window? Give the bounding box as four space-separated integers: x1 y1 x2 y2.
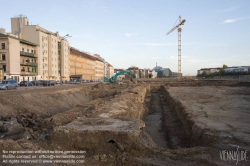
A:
1 43 5 49
22 47 24 51
31 50 33 53
3 65 6 72
2 54 5 60
27 49 29 53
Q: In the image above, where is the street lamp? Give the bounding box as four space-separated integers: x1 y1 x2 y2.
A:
60 34 71 85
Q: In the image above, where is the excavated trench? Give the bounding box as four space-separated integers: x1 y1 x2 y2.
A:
1 82 248 165
144 87 191 150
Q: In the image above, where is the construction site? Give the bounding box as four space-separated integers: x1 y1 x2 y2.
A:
0 79 249 166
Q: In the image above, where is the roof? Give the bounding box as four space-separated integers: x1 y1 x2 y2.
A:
91 55 103 62
0 33 38 46
108 63 113 67
70 47 96 61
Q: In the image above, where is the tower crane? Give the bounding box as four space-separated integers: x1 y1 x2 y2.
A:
166 16 186 81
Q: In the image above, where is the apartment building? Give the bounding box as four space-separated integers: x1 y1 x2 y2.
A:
11 15 70 81
224 66 250 73
69 47 95 80
0 68 3 81
104 62 109 78
93 54 105 81
107 63 114 78
197 68 221 75
0 31 38 82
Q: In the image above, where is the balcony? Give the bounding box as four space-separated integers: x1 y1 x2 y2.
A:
20 51 37 58
20 71 38 76
20 62 38 67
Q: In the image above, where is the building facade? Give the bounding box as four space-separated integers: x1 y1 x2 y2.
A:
157 68 172 77
0 68 3 81
93 54 104 81
11 15 70 81
0 32 38 82
107 63 114 78
69 47 96 80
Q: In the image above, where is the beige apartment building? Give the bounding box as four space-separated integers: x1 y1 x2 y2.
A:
92 54 105 81
0 30 38 82
107 63 114 78
69 47 95 80
11 15 70 81
0 68 3 81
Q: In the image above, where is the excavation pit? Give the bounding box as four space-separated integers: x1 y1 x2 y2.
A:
0 82 250 165
51 117 149 156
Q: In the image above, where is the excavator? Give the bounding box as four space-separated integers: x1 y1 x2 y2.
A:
104 71 135 83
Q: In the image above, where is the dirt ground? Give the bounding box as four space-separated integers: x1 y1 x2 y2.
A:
166 86 250 147
0 82 249 166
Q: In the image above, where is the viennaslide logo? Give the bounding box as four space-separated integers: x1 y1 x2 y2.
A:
220 146 248 165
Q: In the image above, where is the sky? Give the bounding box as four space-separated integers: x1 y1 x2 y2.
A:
1 0 250 75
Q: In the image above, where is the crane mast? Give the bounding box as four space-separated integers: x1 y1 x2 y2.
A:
166 16 186 81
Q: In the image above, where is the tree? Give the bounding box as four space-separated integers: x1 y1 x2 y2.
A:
222 64 228 69
132 73 136 79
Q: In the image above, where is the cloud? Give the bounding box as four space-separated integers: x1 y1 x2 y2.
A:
206 44 227 47
151 56 161 60
169 55 205 64
141 42 196 46
216 6 239 13
143 42 176 46
125 33 138 37
222 17 250 24
71 34 97 41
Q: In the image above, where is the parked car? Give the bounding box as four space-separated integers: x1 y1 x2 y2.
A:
51 80 57 85
69 80 79 84
31 80 43 86
20 81 33 86
0 80 18 90
43 80 55 86
82 79 87 83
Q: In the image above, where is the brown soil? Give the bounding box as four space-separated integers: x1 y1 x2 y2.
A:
0 81 249 166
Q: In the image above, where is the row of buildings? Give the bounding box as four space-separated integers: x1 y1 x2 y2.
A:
0 15 114 82
197 66 250 75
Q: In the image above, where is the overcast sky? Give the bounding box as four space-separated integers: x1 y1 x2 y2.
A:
1 0 250 75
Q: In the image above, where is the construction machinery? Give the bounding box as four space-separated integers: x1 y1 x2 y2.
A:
166 16 186 81
104 71 134 83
